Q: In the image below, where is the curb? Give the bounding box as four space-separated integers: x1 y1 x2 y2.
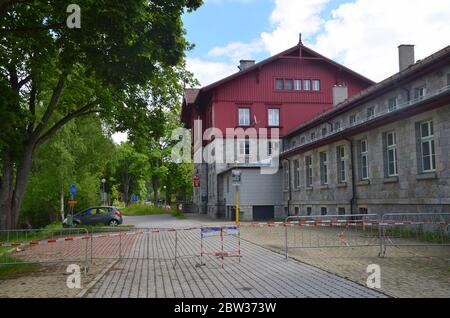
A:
75 259 118 298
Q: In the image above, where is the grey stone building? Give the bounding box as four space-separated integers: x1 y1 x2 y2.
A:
281 45 450 217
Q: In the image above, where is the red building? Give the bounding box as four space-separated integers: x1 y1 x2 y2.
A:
181 40 374 217
182 41 373 141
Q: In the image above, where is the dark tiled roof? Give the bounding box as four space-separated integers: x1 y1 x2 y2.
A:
284 45 450 138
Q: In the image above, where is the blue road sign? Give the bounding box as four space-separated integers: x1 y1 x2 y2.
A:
70 184 77 196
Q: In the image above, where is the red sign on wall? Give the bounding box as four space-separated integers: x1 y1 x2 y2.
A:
192 175 200 188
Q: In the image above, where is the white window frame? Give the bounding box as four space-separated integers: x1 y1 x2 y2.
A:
284 79 293 91
294 159 300 189
268 108 280 127
388 97 397 112
360 139 369 180
366 107 375 120
238 108 250 126
337 145 347 183
303 79 311 91
414 86 426 100
334 121 341 132
305 155 313 187
312 80 320 91
319 151 328 185
420 120 436 172
349 114 357 127
283 161 289 190
386 131 398 176
294 79 302 91
275 79 283 90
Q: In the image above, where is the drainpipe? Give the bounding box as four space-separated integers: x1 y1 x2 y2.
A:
283 158 292 217
344 138 356 215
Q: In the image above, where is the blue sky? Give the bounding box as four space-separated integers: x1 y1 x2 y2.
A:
183 0 351 66
180 0 450 87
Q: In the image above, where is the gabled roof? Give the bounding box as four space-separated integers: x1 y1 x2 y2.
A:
184 42 376 106
185 43 375 104
284 45 450 138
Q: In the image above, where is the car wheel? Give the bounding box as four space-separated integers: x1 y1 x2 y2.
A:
109 220 119 227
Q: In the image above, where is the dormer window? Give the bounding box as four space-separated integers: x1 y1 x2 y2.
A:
312 80 321 91
275 79 283 90
284 79 293 90
304 80 311 91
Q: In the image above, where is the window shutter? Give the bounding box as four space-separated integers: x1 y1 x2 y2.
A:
415 122 423 174
382 133 388 178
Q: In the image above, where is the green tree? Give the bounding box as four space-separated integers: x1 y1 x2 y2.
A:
113 142 149 206
0 0 202 229
20 116 114 227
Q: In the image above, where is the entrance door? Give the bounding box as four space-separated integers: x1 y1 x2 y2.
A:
252 206 275 221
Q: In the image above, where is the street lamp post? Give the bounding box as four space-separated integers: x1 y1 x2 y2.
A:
233 161 240 225
101 178 106 204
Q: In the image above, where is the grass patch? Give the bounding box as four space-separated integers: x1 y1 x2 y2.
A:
0 247 41 280
383 226 450 244
122 204 185 219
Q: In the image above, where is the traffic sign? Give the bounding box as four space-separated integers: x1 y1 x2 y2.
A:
232 170 242 186
68 200 77 207
70 184 77 196
192 175 200 188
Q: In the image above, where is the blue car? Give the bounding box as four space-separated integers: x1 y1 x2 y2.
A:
63 206 123 226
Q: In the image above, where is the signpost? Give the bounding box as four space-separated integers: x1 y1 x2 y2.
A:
68 184 77 227
192 175 200 188
232 170 241 225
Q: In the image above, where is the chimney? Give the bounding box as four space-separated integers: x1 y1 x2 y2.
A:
398 44 415 71
238 60 255 71
333 85 348 106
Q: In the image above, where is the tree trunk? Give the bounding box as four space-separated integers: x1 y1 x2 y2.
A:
123 175 130 207
152 175 159 206
0 151 14 229
0 144 35 230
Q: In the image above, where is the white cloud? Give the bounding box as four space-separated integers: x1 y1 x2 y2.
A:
208 40 266 64
186 57 238 87
189 0 450 86
261 0 330 55
312 0 450 81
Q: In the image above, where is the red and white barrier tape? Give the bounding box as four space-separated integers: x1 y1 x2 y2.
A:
240 220 448 228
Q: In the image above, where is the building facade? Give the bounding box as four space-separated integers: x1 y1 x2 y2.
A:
181 39 374 220
281 45 450 217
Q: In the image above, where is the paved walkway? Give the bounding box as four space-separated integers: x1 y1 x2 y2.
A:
85 215 386 298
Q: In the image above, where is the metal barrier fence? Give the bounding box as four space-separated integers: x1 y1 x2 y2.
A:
379 213 450 257
283 214 380 259
88 226 241 268
0 228 89 270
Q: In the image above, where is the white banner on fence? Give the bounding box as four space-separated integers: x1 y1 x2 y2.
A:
224 226 239 235
201 227 221 238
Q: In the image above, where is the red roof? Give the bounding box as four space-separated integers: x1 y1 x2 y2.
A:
183 42 375 106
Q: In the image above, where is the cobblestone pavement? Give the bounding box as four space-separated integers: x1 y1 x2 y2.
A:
6 232 137 263
86 215 386 298
239 225 450 298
